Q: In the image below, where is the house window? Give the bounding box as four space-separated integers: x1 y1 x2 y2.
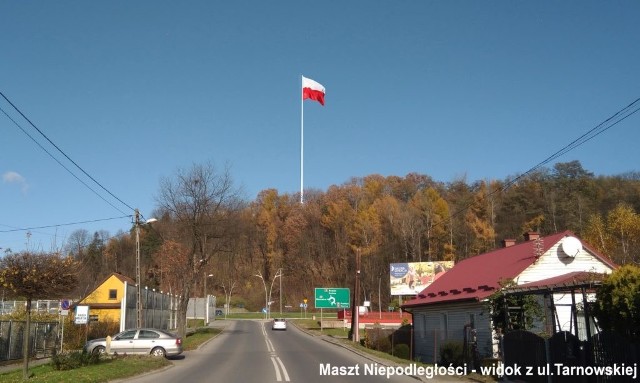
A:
440 313 448 340
108 289 117 300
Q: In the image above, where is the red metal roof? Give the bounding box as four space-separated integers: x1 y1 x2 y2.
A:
402 231 610 308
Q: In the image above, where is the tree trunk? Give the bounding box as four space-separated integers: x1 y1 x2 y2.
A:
23 299 31 380
176 290 191 338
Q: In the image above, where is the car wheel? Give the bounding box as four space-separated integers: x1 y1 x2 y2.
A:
92 346 106 356
150 347 166 357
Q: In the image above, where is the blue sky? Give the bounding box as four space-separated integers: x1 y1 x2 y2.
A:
1 1 639 253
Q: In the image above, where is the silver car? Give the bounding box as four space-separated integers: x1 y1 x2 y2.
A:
84 328 183 357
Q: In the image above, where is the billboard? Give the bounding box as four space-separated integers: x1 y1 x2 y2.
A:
390 261 454 296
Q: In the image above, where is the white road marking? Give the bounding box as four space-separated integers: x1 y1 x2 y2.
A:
263 322 291 381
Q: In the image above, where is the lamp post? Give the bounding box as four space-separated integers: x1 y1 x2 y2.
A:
203 273 213 324
279 268 283 316
204 273 213 297
254 273 268 320
135 209 157 328
222 281 236 319
268 269 283 319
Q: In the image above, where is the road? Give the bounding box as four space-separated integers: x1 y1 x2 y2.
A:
122 320 466 383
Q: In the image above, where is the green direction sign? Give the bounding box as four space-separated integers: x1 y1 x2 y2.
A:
314 288 350 309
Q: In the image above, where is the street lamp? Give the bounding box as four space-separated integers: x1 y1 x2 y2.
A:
204 273 213 297
203 273 213 325
268 269 283 319
135 209 157 329
221 281 236 319
254 273 268 320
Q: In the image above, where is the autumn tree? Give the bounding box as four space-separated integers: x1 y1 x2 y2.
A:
464 181 497 256
584 203 640 265
155 162 241 337
409 187 450 261
0 251 79 379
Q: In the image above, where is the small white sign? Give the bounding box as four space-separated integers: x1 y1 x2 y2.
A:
75 305 89 324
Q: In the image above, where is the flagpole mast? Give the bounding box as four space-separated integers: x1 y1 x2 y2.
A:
300 75 304 204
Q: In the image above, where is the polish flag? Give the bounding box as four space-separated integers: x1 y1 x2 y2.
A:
302 76 325 106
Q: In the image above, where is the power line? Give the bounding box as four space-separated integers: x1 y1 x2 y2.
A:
0 215 132 233
0 91 136 214
0 105 129 215
501 97 640 190
442 96 640 227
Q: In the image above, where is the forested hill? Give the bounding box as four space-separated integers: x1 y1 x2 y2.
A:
65 160 640 310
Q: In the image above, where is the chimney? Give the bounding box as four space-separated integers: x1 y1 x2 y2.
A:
502 239 516 248
524 232 540 241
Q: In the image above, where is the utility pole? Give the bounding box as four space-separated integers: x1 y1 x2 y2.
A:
135 209 142 329
350 249 361 343
134 209 156 329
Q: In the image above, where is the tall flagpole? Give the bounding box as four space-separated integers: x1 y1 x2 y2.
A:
300 75 304 204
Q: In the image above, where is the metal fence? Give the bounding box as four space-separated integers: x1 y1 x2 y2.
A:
0 321 59 362
123 282 179 331
0 300 61 316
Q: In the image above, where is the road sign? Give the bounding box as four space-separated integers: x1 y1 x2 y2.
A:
75 305 89 324
314 288 350 309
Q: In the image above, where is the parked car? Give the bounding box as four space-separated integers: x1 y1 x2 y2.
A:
272 318 287 330
215 309 223 316
83 328 183 357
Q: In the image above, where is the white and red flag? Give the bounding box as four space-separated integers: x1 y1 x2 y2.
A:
302 76 325 106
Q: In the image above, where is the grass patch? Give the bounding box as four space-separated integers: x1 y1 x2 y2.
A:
183 327 221 351
0 356 170 383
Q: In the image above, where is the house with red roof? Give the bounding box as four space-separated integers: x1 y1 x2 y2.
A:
401 231 616 364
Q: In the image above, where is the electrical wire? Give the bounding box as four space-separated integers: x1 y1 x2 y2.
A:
442 96 640 227
0 216 132 233
0 91 136 214
0 105 129 216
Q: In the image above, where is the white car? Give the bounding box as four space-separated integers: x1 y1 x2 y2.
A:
272 318 287 330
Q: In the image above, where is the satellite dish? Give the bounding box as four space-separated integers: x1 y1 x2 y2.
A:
561 236 582 258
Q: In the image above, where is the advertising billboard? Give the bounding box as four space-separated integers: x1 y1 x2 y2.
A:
390 261 454 296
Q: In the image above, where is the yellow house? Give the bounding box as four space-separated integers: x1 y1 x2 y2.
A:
77 272 135 323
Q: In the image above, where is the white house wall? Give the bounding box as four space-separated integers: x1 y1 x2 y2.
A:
516 239 612 285
552 292 597 340
411 301 493 364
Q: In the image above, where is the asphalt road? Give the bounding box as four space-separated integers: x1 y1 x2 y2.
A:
121 320 467 383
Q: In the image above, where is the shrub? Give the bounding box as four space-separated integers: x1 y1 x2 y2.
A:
393 343 411 360
51 350 101 371
62 316 120 350
439 340 464 367
362 327 392 353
